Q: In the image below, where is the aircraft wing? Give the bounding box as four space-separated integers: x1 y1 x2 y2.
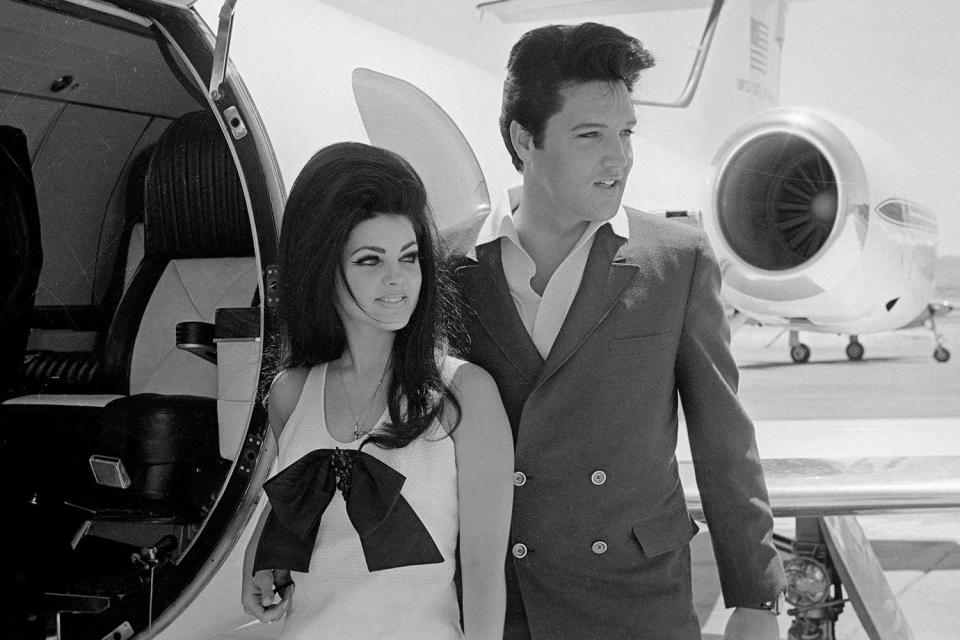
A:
475 0 715 22
681 456 960 519
679 417 960 517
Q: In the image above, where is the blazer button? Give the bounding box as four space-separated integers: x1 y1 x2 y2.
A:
591 540 608 555
590 470 607 485
513 471 527 487
512 543 528 559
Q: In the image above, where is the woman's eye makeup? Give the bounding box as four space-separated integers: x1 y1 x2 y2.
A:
350 249 419 266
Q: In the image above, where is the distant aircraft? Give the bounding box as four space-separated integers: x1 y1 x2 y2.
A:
0 1 955 640
650 0 952 365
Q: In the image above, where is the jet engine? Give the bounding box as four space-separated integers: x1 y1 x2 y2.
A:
704 107 938 334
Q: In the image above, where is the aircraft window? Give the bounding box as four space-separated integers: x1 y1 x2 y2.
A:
877 201 905 223
877 199 939 232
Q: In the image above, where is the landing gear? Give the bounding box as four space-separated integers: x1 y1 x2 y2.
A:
785 519 844 640
844 336 863 361
787 332 864 363
790 344 811 363
780 302 953 363
925 303 951 363
789 330 811 363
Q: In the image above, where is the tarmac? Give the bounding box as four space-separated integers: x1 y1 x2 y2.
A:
689 310 960 639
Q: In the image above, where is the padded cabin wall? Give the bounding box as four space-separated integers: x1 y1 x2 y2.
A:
30 106 155 309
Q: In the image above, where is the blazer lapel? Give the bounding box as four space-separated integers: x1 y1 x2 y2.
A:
536 224 639 387
456 240 544 384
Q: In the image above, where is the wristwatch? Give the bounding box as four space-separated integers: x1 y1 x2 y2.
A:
752 592 785 615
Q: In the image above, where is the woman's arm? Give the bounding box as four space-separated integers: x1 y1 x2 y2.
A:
240 503 293 622
239 368 309 621
446 361 514 640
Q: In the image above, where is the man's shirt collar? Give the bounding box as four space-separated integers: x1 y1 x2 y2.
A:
467 184 630 260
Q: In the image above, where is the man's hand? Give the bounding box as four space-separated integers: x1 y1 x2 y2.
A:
723 606 780 640
241 569 295 623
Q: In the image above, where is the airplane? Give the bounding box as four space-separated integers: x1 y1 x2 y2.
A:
0 1 957 639
605 0 951 366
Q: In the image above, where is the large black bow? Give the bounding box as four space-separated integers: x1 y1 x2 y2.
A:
253 448 444 574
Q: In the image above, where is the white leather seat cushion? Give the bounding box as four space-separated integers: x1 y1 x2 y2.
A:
1 394 123 407
130 257 258 397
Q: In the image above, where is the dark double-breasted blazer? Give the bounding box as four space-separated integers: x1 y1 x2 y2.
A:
444 209 785 639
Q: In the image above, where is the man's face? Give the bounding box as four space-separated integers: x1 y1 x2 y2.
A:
519 79 636 226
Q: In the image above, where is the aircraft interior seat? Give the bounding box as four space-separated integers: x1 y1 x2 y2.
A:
123 222 146 293
0 125 43 401
76 109 256 531
1 110 256 545
16 145 149 398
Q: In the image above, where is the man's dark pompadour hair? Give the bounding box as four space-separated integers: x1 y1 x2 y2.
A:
500 22 655 171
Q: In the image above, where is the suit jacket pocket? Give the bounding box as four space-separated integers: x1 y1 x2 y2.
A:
631 508 700 557
608 331 674 356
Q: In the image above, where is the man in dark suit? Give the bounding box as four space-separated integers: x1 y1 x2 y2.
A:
444 22 786 639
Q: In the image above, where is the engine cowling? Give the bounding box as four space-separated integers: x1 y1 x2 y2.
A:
704 107 938 333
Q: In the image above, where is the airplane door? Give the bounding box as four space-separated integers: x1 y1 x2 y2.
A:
351 68 490 231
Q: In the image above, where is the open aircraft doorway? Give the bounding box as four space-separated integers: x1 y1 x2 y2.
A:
0 1 281 637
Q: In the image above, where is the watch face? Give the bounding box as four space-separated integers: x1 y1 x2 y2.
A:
765 593 785 615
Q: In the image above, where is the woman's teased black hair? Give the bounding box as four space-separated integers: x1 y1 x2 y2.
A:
275 141 460 448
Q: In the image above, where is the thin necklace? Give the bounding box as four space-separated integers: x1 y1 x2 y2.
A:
339 363 388 440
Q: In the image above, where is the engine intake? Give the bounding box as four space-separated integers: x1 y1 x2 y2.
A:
717 133 838 271
704 107 938 333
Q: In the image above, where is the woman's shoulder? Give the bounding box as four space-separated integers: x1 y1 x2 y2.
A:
440 356 497 394
439 357 499 436
439 356 511 448
267 366 312 437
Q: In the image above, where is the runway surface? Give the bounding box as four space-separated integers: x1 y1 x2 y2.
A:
689 311 960 638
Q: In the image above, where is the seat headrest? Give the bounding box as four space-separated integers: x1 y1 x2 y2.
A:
143 111 254 259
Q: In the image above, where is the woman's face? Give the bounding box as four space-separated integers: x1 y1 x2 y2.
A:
335 213 422 333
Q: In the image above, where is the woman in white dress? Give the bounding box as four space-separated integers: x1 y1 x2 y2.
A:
240 142 513 639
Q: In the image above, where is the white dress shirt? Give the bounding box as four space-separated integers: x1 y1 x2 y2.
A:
470 186 630 359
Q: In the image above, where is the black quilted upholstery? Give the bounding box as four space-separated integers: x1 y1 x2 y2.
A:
21 350 101 394
144 110 253 260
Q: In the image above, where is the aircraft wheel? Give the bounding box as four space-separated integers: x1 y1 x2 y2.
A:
845 341 864 361
790 343 811 363
934 347 950 362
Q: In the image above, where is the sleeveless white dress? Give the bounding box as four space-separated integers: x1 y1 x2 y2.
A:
275 364 462 640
